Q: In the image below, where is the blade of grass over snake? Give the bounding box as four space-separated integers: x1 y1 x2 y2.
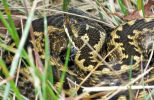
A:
28 47 58 100
0 8 30 65
1 0 19 45
129 56 134 81
57 0 71 95
0 12 18 45
28 47 44 99
43 14 48 100
3 0 41 100
0 0 24 99
42 8 52 100
43 16 58 99
0 42 30 65
0 58 22 100
58 42 71 94
0 42 16 54
128 56 134 100
0 59 10 78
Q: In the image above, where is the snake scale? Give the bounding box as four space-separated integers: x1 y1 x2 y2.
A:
1 8 154 99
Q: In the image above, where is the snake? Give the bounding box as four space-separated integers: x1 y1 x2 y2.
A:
1 8 154 99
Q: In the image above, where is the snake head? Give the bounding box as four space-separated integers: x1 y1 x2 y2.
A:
69 18 80 38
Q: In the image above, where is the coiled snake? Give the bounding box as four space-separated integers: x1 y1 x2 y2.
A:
1 8 154 99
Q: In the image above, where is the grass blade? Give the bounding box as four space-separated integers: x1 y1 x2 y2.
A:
137 0 145 17
3 0 40 99
1 0 19 45
118 0 128 15
42 11 51 100
57 0 71 95
57 42 71 94
62 0 71 11
0 58 22 100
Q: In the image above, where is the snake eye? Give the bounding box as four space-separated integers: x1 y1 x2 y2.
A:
60 47 76 66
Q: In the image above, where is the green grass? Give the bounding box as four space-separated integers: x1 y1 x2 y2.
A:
1 0 19 45
0 0 23 99
57 42 71 94
118 0 128 15
137 0 145 17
